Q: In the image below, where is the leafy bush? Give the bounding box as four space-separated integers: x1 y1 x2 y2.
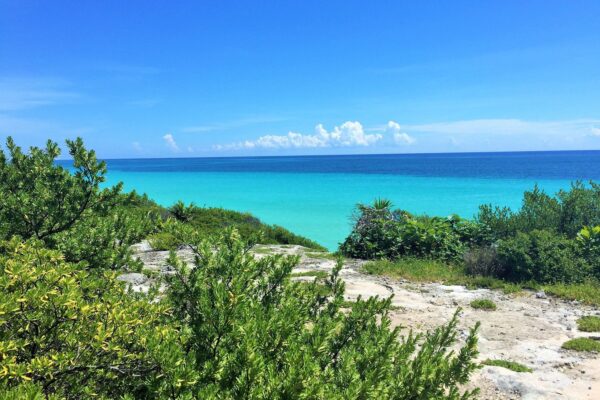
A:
0 239 193 399
496 230 587 283
0 138 157 270
477 182 600 240
169 200 196 222
463 246 504 277
339 201 405 259
340 200 470 261
0 137 121 242
148 231 182 250
165 228 481 398
470 299 496 310
577 225 600 279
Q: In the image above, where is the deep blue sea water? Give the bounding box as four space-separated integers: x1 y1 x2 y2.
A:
61 151 600 250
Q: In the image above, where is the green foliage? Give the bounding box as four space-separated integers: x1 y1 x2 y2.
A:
470 299 496 310
463 246 504 277
481 359 532 373
0 239 194 399
496 230 587 283
0 137 121 242
576 316 600 332
166 205 326 250
165 228 481 399
148 231 182 251
169 200 196 222
363 258 466 283
577 225 600 279
0 138 159 270
340 200 472 261
542 281 600 307
290 270 330 279
562 338 600 353
477 182 600 241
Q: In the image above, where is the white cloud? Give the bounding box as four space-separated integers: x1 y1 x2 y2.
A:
215 121 383 151
211 118 600 153
386 121 415 145
162 133 179 152
132 141 142 152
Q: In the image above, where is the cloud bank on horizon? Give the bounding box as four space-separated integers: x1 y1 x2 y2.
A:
192 118 600 155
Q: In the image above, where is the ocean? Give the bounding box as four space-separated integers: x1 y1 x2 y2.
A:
74 151 600 251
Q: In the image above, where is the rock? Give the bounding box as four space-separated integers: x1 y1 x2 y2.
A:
535 291 547 299
130 240 153 253
117 272 148 286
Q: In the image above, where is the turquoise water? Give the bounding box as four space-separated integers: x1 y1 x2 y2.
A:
82 151 599 250
104 170 568 250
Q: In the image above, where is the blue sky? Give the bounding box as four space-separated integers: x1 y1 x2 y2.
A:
1 0 600 158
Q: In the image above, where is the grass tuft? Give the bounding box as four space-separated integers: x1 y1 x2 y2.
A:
543 281 600 307
362 259 600 307
482 359 532 372
290 270 329 279
576 316 600 333
562 337 600 353
304 251 338 261
470 299 496 310
362 258 468 283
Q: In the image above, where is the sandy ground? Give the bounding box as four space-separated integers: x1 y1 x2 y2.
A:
126 242 600 400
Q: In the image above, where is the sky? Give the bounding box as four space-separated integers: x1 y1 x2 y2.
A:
1 0 600 158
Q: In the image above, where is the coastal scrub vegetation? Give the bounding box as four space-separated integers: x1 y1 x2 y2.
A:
341 185 600 304
149 203 325 251
0 137 481 398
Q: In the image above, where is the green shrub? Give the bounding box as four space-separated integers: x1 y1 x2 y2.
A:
165 229 481 398
0 137 157 270
339 201 405 259
557 182 600 237
477 182 600 240
482 359 532 372
0 239 193 399
463 246 504 277
148 231 182 250
497 230 587 283
577 225 600 279
562 338 600 353
168 200 195 222
576 316 600 332
340 200 469 261
470 299 496 310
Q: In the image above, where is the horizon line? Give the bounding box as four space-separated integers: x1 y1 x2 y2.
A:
55 147 600 162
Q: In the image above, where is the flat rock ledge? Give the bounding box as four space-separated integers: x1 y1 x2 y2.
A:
125 241 600 400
